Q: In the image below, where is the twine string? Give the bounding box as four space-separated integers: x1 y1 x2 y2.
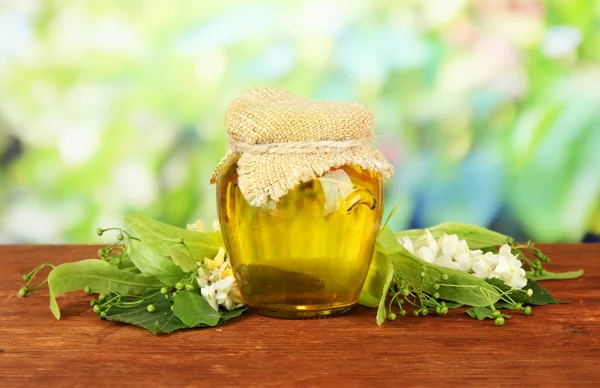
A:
229 136 373 154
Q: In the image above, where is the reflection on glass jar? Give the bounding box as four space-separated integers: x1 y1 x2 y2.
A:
216 153 383 318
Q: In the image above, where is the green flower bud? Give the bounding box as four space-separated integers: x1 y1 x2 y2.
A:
98 294 106 302
514 303 523 310
441 274 449 281
492 310 501 318
96 228 103 236
413 310 419 317
387 313 397 321
175 282 184 291
185 284 194 291
433 284 440 290
441 307 448 315
18 286 28 297
399 310 406 316
170 305 174 311
90 300 96 307
494 317 505 326
100 311 107 318
117 234 124 241
147 304 156 313
97 248 105 257
524 306 532 316
435 306 442 315
420 272 426 279
22 274 31 281
160 287 168 295
401 288 410 297
420 309 429 316
433 292 440 299
93 304 101 313
84 286 92 295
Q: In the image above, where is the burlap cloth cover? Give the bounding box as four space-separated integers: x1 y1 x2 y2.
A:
211 88 393 206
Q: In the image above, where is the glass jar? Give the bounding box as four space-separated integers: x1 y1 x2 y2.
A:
216 153 383 318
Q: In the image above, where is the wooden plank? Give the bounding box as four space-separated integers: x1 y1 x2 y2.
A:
0 244 598 386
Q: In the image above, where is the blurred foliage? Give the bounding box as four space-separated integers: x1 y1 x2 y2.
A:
0 0 599 243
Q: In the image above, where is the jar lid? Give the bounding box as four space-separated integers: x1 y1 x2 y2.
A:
211 88 393 206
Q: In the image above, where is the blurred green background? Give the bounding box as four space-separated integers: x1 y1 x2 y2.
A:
0 0 599 244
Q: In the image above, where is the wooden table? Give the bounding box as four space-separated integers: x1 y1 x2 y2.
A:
1 244 598 387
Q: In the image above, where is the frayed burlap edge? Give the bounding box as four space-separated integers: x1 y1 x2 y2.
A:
211 145 393 207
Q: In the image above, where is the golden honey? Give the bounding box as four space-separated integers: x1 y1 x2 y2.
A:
216 153 383 318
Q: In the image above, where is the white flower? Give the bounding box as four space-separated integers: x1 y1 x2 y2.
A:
201 276 235 312
214 277 235 301
455 252 473 272
415 230 438 257
434 254 461 270
200 283 219 311
440 233 460 258
399 237 415 255
491 256 527 289
197 275 208 288
498 244 513 259
481 251 499 267
471 257 493 279
417 246 436 263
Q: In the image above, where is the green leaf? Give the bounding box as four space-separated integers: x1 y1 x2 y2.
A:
443 301 464 309
219 307 246 321
167 245 198 273
396 222 512 249
494 301 515 309
375 253 394 326
464 306 494 320
125 215 222 262
359 246 393 308
172 290 221 327
102 290 246 334
357 289 380 308
116 253 141 273
526 269 584 281
377 225 404 255
486 278 564 305
127 239 185 285
104 290 188 334
427 299 463 309
48 260 165 319
464 306 511 320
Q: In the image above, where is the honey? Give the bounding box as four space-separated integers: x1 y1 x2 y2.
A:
216 153 383 318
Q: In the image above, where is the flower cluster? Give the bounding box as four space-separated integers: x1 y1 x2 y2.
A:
398 230 528 289
196 247 245 311
187 219 243 311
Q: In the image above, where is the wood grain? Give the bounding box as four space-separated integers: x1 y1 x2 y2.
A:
0 244 599 387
